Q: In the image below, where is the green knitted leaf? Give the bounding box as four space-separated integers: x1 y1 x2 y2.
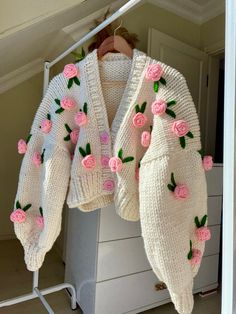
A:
65 123 72 133
67 78 73 89
64 135 71 141
39 207 43 217
47 113 51 120
167 184 175 192
135 104 140 114
154 81 159 93
83 102 88 114
123 156 134 163
79 147 86 157
167 100 176 107
186 131 194 139
26 134 32 144
166 109 176 118
81 47 85 57
171 172 177 187
23 204 32 212
55 98 61 106
118 148 123 159
41 149 45 163
187 240 193 260
198 148 204 158
86 143 91 155
179 136 186 149
159 77 166 86
73 77 80 86
201 215 208 227
194 216 201 228
16 201 21 209
140 102 147 113
55 107 64 114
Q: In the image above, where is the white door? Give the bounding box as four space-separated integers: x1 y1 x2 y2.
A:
148 28 208 149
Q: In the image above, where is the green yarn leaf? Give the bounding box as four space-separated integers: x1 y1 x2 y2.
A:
79 147 86 157
179 136 186 149
135 104 140 114
123 156 134 163
201 215 208 227
55 98 61 106
154 81 159 93
167 100 176 107
186 131 194 139
26 134 32 144
73 77 80 86
67 78 73 89
47 113 51 120
16 200 21 209
23 204 31 212
55 107 64 114
194 216 201 228
166 109 176 118
118 148 123 159
64 135 71 141
41 149 45 163
39 207 43 217
187 240 193 260
167 184 175 192
140 102 147 113
159 77 166 86
171 172 177 187
81 47 85 58
198 148 204 158
86 143 91 155
83 102 88 114
65 123 72 133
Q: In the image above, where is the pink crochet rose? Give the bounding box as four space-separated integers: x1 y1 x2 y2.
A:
195 226 211 242
151 99 167 116
133 112 148 128
63 64 78 79
100 131 109 144
145 64 164 81
36 216 44 228
141 131 151 147
174 184 189 199
61 97 76 110
203 156 213 171
109 157 123 172
74 111 88 126
41 119 52 134
172 120 190 137
10 209 26 223
70 129 80 144
33 152 42 167
18 139 27 154
103 179 115 191
101 155 110 168
81 154 96 170
190 249 202 266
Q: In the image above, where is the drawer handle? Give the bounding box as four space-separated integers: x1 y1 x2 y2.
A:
155 282 167 291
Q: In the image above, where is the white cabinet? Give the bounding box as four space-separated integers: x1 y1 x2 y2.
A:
65 164 222 314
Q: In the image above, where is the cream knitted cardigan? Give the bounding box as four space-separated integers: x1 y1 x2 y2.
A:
11 48 211 314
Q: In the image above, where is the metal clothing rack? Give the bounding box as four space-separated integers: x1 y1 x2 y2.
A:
0 0 142 313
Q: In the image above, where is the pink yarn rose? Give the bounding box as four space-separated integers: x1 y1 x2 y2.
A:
103 179 115 191
18 139 27 154
109 157 123 172
151 100 167 116
33 152 42 167
10 209 26 223
141 131 151 147
81 154 96 170
133 112 148 128
174 184 189 199
41 119 52 134
101 155 110 168
63 64 78 79
203 156 213 171
61 97 76 110
195 226 211 242
70 129 80 144
145 64 164 81
74 111 88 126
190 249 202 266
36 216 44 228
172 120 190 137
100 131 109 144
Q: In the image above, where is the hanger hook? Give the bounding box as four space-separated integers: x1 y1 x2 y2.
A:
114 19 123 36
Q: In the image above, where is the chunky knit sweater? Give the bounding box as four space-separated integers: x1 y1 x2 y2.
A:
11 48 212 314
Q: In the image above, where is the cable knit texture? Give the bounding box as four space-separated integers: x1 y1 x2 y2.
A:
12 48 208 313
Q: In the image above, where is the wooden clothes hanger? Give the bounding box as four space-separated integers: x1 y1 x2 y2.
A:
97 20 133 60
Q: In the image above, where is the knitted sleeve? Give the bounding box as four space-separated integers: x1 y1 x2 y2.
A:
11 73 79 271
139 64 210 314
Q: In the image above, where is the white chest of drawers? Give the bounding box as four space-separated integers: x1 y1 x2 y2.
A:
65 164 223 314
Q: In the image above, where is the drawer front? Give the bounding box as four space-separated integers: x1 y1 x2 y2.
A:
97 226 220 282
206 165 223 196
208 196 222 226
95 255 219 314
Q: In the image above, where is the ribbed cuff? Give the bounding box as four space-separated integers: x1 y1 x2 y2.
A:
170 284 194 314
114 187 139 221
24 242 47 272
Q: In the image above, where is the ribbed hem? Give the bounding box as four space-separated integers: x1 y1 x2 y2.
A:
67 172 114 211
170 283 194 314
24 242 47 272
114 187 139 221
